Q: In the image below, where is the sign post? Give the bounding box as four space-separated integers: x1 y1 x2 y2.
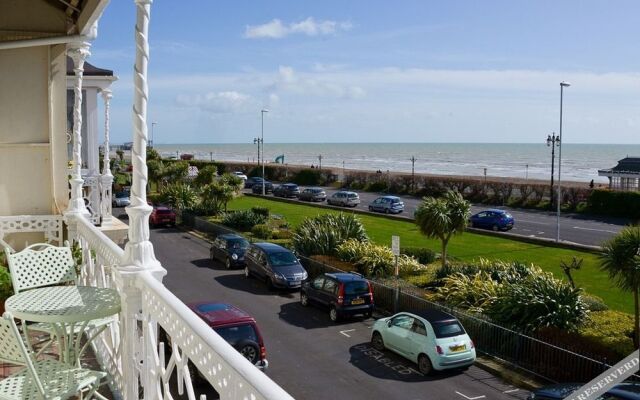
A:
392 236 400 313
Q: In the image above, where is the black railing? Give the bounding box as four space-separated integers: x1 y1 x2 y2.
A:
299 255 613 383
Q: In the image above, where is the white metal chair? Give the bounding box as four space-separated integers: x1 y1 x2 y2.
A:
0 312 107 400
4 244 113 360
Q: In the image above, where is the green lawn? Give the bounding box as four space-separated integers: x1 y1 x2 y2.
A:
226 196 632 314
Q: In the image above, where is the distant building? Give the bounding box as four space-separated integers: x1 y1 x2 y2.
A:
598 157 640 191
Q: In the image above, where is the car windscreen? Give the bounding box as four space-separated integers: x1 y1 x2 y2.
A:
268 251 298 266
115 192 128 198
348 193 358 198
344 281 369 295
228 239 249 250
214 324 258 345
432 320 466 338
156 209 173 215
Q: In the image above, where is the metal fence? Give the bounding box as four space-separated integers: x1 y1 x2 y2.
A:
300 255 614 383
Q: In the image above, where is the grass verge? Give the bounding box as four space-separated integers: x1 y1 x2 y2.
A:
223 196 630 314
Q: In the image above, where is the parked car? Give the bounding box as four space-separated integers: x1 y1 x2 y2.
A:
327 191 360 207
298 187 327 202
368 196 404 214
371 309 476 375
233 171 248 181
210 234 250 269
528 383 640 399
273 183 300 198
470 209 514 231
188 302 268 370
251 181 274 194
244 176 266 188
300 272 374 322
112 191 130 207
244 243 308 289
149 205 176 227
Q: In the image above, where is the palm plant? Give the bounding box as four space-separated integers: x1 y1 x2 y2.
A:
200 173 243 214
194 165 218 188
160 183 198 217
600 226 640 347
414 190 471 267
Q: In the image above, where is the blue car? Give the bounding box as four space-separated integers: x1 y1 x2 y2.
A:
470 209 514 231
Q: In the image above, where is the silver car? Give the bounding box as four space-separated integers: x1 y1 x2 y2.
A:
112 191 130 207
327 191 360 207
299 187 327 202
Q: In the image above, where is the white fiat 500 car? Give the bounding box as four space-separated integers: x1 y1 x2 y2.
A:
371 310 476 374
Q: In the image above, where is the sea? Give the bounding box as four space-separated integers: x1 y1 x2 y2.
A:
152 143 640 184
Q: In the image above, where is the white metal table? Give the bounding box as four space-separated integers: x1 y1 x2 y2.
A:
5 286 121 363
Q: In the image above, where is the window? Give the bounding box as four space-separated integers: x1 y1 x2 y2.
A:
228 239 249 250
268 251 298 266
344 281 369 295
410 320 427 336
312 277 324 290
390 315 414 330
432 321 465 338
323 279 337 294
214 324 258 346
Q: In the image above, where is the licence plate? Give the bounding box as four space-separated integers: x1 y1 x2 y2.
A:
351 298 365 305
449 344 466 352
289 281 300 286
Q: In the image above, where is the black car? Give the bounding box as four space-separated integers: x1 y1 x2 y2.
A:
244 243 308 289
300 272 374 322
273 183 300 198
244 176 266 189
528 383 640 399
210 234 250 269
251 180 274 194
298 187 327 202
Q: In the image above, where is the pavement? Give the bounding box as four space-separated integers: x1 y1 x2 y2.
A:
246 186 627 247
151 226 532 400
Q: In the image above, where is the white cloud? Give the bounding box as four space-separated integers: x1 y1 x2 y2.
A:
272 66 366 99
175 91 252 114
244 17 352 39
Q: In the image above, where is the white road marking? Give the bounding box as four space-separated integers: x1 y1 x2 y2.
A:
514 219 548 225
503 389 519 393
339 329 356 337
455 391 486 400
573 226 619 234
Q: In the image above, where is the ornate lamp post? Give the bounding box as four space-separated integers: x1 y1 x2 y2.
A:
261 109 268 195
253 137 262 164
546 132 560 208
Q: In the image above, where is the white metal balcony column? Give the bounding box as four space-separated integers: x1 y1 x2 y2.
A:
64 41 91 231
100 88 114 225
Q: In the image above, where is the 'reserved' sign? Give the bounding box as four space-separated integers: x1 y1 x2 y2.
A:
564 350 639 400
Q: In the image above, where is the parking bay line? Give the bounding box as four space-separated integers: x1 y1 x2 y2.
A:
573 226 619 234
455 391 486 400
339 329 356 337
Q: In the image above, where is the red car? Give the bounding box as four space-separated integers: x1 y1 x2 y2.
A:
149 205 176 227
188 302 268 370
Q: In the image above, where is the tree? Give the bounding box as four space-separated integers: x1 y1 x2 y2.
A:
116 149 124 161
200 173 243 214
162 161 189 183
414 190 471 267
600 226 640 347
160 183 198 216
194 165 218 188
147 159 165 192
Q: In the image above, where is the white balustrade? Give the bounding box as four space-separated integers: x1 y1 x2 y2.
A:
70 215 295 400
0 215 64 252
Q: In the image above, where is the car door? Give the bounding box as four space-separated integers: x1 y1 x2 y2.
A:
319 278 337 307
404 319 428 362
247 247 261 276
384 314 414 356
306 276 325 304
372 198 381 211
474 212 487 227
257 251 270 278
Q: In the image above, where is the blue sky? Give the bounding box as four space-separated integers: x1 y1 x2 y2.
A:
91 1 640 144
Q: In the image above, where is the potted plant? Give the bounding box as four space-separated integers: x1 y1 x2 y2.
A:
0 253 14 314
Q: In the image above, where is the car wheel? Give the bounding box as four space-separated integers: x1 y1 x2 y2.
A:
237 340 260 364
371 332 385 351
364 311 373 319
418 354 433 375
329 306 340 322
225 258 232 270
266 277 275 291
470 222 476 228
385 208 390 214
300 292 309 307
368 206 373 211
492 224 499 232
244 266 251 278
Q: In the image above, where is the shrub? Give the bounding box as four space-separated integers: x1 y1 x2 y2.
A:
401 247 436 265
487 273 587 332
293 214 368 256
578 310 634 357
251 206 270 218
433 258 536 286
587 189 640 219
0 266 12 302
405 273 437 289
433 272 499 313
221 210 267 231
272 229 293 240
397 255 428 276
336 239 394 277
336 239 371 263
293 169 322 186
366 181 388 192
581 294 609 312
251 224 273 240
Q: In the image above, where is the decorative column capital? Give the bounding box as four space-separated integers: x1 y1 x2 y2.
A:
67 42 91 70
100 88 113 102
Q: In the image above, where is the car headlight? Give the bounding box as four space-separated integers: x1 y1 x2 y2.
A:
302 271 308 280
274 272 285 280
231 253 238 260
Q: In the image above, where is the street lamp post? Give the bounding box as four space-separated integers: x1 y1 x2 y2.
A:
546 132 560 208
556 81 571 243
261 109 268 196
151 122 157 148
253 137 262 166
318 155 323 171
410 156 417 192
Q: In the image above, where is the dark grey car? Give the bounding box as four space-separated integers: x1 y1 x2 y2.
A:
244 243 308 289
210 234 250 269
299 187 327 202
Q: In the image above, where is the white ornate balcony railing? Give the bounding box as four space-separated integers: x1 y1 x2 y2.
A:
0 215 64 252
72 215 294 400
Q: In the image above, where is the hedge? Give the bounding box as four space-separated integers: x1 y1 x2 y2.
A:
587 189 640 220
